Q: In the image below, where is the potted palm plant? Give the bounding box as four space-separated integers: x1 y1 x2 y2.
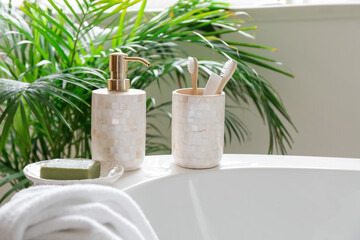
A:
0 0 295 202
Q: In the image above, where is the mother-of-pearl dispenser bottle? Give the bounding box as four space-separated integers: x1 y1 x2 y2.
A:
91 53 150 171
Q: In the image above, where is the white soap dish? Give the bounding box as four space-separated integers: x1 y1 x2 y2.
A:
23 159 124 185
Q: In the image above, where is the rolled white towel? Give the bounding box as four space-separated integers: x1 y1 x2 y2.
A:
0 184 159 240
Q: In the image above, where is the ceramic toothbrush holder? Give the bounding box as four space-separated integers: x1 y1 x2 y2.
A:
172 88 225 169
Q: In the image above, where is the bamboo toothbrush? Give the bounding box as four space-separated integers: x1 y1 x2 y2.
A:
216 59 237 94
188 57 198 95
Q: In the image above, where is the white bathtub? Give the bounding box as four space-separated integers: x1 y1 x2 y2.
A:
119 154 360 240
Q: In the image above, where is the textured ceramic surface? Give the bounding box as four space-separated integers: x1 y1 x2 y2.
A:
92 88 146 171
172 88 225 169
123 154 360 240
23 159 124 185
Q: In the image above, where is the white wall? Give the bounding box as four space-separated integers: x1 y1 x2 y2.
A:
225 4 360 157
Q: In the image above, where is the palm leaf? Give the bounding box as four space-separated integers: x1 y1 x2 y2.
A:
0 161 29 204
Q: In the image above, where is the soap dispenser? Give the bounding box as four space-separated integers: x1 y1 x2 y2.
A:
91 53 150 171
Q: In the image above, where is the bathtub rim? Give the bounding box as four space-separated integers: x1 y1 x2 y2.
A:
114 154 360 191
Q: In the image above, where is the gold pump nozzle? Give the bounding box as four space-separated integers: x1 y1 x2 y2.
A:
108 53 150 91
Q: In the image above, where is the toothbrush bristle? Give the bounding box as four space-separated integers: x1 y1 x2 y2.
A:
221 59 237 78
188 57 195 74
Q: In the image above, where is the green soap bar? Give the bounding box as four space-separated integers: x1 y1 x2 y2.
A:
40 159 101 180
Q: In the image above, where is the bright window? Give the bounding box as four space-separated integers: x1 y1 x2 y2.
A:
2 0 360 10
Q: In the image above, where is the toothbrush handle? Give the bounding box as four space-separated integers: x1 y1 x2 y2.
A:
216 77 230 94
192 71 198 95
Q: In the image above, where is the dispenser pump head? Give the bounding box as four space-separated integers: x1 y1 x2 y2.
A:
108 53 150 91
